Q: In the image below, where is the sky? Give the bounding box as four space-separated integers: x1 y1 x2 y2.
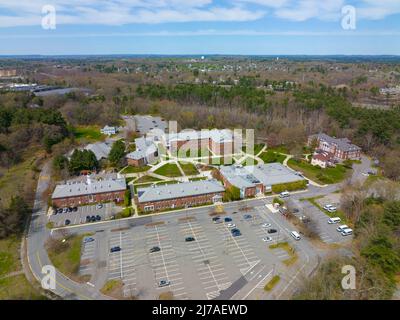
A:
0 0 399 55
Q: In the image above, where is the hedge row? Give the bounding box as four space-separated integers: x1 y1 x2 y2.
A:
271 180 307 194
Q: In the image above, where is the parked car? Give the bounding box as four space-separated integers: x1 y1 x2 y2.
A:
262 237 273 242
90 215 96 222
341 228 353 236
110 246 121 253
67 207 73 213
72 207 78 212
56 208 63 214
158 280 170 287
62 208 68 214
243 214 252 220
64 219 71 226
328 217 341 224
299 215 310 223
336 225 349 232
95 215 101 221
279 191 290 198
212 217 222 224
84 237 95 243
267 229 277 234
290 231 301 241
224 217 232 222
85 216 91 223
96 203 103 209
150 246 160 253
231 228 241 236
323 204 337 212
185 236 195 242
262 223 272 228
226 223 236 228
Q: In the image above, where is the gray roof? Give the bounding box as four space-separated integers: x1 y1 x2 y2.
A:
137 179 224 203
126 137 157 160
84 142 112 160
311 133 361 152
134 115 167 134
220 163 305 189
166 129 235 144
52 177 126 199
220 165 260 190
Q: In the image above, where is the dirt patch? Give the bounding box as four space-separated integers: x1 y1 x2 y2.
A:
178 216 196 222
145 221 165 227
159 291 174 300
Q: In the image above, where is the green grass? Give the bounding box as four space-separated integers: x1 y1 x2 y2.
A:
47 234 90 278
154 163 182 177
268 145 289 154
259 151 286 164
242 143 265 156
264 275 281 291
179 162 199 176
135 175 162 184
0 236 21 277
72 125 105 142
120 165 151 174
288 159 350 184
0 274 46 300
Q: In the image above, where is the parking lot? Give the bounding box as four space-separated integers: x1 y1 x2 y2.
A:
75 200 317 300
50 203 116 227
288 198 352 244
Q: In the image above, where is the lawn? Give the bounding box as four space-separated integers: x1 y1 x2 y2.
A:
240 157 259 166
189 177 207 181
0 274 46 300
47 234 91 280
101 279 124 299
135 175 162 184
72 125 105 142
120 165 151 174
242 143 265 156
154 163 182 177
288 159 350 184
0 236 21 277
259 151 286 164
267 145 289 154
179 162 200 176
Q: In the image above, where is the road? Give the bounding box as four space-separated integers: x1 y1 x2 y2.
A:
25 161 110 300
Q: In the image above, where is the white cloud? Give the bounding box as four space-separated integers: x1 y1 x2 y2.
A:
0 0 399 27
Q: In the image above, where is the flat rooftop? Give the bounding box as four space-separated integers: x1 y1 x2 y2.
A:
52 176 126 199
220 163 305 189
137 179 225 203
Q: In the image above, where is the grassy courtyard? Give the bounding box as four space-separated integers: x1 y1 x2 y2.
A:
259 151 286 164
179 162 200 176
288 158 350 184
120 165 151 174
154 163 182 177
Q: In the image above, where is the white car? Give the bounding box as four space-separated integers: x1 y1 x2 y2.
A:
323 204 337 212
262 237 273 242
226 223 236 228
290 231 301 241
262 223 272 228
279 191 290 198
328 217 341 224
336 224 349 232
341 228 353 236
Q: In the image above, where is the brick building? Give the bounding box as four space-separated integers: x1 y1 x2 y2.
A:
163 129 242 157
126 136 158 167
52 176 126 207
308 133 361 161
135 180 225 212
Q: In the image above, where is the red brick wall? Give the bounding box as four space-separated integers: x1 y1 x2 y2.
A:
52 190 126 207
136 191 224 212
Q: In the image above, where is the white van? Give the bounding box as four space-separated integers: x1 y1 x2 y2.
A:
328 217 341 224
336 224 349 232
341 228 353 236
279 191 290 198
290 231 301 241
